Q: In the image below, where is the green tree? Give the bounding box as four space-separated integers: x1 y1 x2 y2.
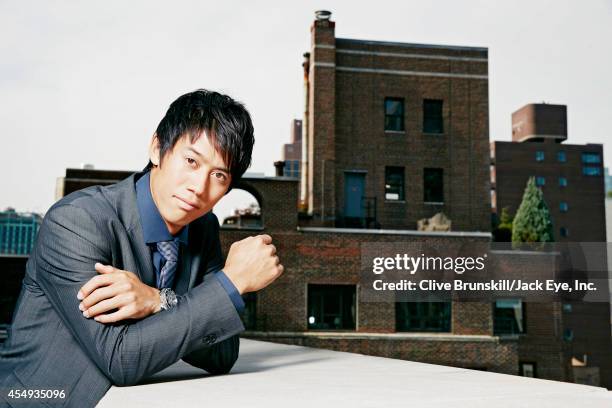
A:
512 177 555 248
493 207 513 242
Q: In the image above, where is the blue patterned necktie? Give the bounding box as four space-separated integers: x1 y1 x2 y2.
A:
156 240 178 289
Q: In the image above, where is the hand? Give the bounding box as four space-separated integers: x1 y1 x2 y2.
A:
222 234 284 295
77 263 161 323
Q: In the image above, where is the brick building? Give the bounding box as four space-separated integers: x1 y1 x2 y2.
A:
280 119 302 178
299 10 490 232
491 102 612 387
491 103 606 243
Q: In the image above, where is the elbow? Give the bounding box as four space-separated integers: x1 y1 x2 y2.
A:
108 369 143 387
106 348 147 386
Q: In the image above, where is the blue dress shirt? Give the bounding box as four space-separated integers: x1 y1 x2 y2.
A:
135 171 244 313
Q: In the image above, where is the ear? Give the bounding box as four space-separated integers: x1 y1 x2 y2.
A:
148 134 161 167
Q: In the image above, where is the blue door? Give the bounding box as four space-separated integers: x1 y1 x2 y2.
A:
344 172 365 218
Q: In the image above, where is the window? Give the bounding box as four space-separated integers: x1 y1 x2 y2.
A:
563 328 574 342
535 176 545 186
535 151 545 162
583 166 602 176
424 168 444 203
385 167 405 201
494 299 525 335
560 227 569 237
283 160 300 178
520 362 537 378
384 98 404 131
582 152 601 164
560 202 568 212
396 302 451 332
559 177 567 187
557 151 566 162
423 99 444 134
307 284 356 330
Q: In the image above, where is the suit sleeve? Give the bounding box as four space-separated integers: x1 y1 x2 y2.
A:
182 335 240 375
182 213 242 373
35 204 245 386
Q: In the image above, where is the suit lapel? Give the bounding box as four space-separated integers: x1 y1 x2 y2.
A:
109 171 157 287
174 223 204 295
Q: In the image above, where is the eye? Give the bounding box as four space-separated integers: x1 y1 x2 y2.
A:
213 171 228 182
186 157 197 167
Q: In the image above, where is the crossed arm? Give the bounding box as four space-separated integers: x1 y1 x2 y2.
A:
36 204 245 385
75 261 241 376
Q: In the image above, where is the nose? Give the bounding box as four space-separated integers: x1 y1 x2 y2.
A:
188 170 209 198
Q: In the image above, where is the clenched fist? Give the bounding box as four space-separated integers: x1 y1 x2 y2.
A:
223 234 283 294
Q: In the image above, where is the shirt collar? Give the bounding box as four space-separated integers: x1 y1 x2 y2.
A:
135 171 189 245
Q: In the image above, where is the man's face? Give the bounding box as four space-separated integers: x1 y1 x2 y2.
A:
148 132 231 234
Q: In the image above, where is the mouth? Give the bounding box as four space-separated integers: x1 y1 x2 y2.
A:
174 196 200 211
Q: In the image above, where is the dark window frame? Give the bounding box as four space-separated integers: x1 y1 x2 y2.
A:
557 151 566 162
307 284 356 331
582 166 602 176
494 299 526 335
396 302 451 332
384 97 405 132
423 99 444 134
581 152 601 164
385 166 405 201
519 362 537 378
424 168 444 203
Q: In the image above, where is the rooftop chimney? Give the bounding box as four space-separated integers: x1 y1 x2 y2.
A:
274 160 285 177
315 10 332 21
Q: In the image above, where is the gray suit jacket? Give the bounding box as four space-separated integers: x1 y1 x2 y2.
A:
0 172 245 407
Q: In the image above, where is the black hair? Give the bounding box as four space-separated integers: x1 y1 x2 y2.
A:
146 89 255 188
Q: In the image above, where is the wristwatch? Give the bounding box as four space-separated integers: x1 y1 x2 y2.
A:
159 288 178 311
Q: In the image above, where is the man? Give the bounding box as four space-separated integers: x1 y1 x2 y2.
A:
0 89 283 407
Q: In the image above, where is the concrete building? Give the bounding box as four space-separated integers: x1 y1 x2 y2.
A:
491 102 612 387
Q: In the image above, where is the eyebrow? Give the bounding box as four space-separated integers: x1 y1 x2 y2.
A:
186 146 230 173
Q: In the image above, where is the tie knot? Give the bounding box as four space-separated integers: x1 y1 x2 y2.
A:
156 240 178 263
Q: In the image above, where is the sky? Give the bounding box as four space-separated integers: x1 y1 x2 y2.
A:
1 0 611 218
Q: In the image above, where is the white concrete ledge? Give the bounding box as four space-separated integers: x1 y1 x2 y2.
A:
244 331 507 343
99 339 611 407
297 226 492 238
